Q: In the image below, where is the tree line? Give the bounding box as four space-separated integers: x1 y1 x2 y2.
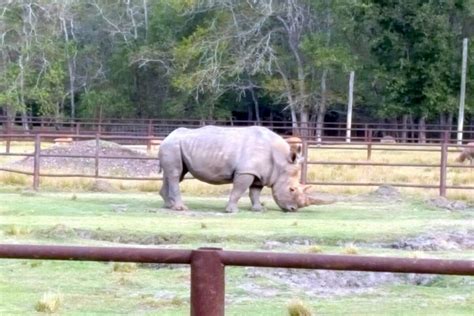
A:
0 0 473 131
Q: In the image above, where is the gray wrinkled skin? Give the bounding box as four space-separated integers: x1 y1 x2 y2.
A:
158 126 324 212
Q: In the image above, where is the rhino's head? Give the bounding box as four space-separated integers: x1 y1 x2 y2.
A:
272 181 330 212
270 136 332 212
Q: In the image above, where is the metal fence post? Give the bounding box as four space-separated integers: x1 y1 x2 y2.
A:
191 248 225 316
439 131 449 197
33 134 41 190
95 134 100 179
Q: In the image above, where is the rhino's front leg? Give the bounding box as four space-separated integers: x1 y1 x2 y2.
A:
249 185 265 212
225 174 254 213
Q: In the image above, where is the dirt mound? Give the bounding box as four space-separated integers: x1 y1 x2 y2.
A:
427 197 471 211
369 185 401 200
244 268 435 297
10 140 159 177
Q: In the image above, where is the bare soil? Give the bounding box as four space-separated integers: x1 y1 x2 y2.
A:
242 267 436 298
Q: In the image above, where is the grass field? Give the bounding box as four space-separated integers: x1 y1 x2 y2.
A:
0 190 473 315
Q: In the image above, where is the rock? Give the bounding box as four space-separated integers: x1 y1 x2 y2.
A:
427 197 469 211
380 135 397 144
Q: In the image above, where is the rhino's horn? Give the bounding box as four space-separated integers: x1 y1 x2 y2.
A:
307 196 334 206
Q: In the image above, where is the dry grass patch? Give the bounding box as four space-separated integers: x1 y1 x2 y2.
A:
305 245 323 253
112 262 137 273
343 243 359 255
5 224 31 236
34 292 62 313
0 172 29 186
287 298 314 316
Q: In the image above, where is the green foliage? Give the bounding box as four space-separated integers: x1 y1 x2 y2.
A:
78 89 134 119
357 0 471 118
0 0 472 123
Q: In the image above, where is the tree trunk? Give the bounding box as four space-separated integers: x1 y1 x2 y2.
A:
439 112 446 127
401 115 408 143
408 114 415 143
390 118 398 139
247 100 253 121
418 116 427 143
249 88 260 125
316 69 328 143
61 17 76 119
300 110 309 138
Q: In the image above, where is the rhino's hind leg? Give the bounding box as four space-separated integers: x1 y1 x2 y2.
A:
160 177 188 211
159 148 188 211
225 174 255 213
249 185 265 212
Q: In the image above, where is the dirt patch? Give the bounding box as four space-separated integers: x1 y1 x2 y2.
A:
385 231 474 251
427 197 471 211
38 225 183 245
9 140 159 177
367 185 402 200
243 267 435 297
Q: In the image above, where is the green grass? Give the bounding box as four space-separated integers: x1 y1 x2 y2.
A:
0 191 472 314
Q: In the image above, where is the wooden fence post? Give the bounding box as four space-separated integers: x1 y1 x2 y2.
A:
147 119 153 152
95 134 100 179
301 140 309 184
367 129 373 161
33 134 41 190
439 131 449 197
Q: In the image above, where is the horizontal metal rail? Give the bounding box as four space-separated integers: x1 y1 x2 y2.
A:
308 161 441 167
0 244 192 264
1 244 472 275
306 181 441 189
219 250 474 275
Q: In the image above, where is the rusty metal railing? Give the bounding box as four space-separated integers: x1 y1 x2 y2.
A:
0 244 473 316
301 132 474 197
1 132 473 195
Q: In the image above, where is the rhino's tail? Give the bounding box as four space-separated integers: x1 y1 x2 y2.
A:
157 160 162 173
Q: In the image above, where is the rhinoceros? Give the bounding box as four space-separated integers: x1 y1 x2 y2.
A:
158 125 329 212
455 142 474 165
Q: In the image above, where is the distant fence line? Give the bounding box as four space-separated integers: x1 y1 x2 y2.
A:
1 116 474 146
0 133 473 196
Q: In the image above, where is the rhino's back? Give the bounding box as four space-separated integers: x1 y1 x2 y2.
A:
160 126 286 184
